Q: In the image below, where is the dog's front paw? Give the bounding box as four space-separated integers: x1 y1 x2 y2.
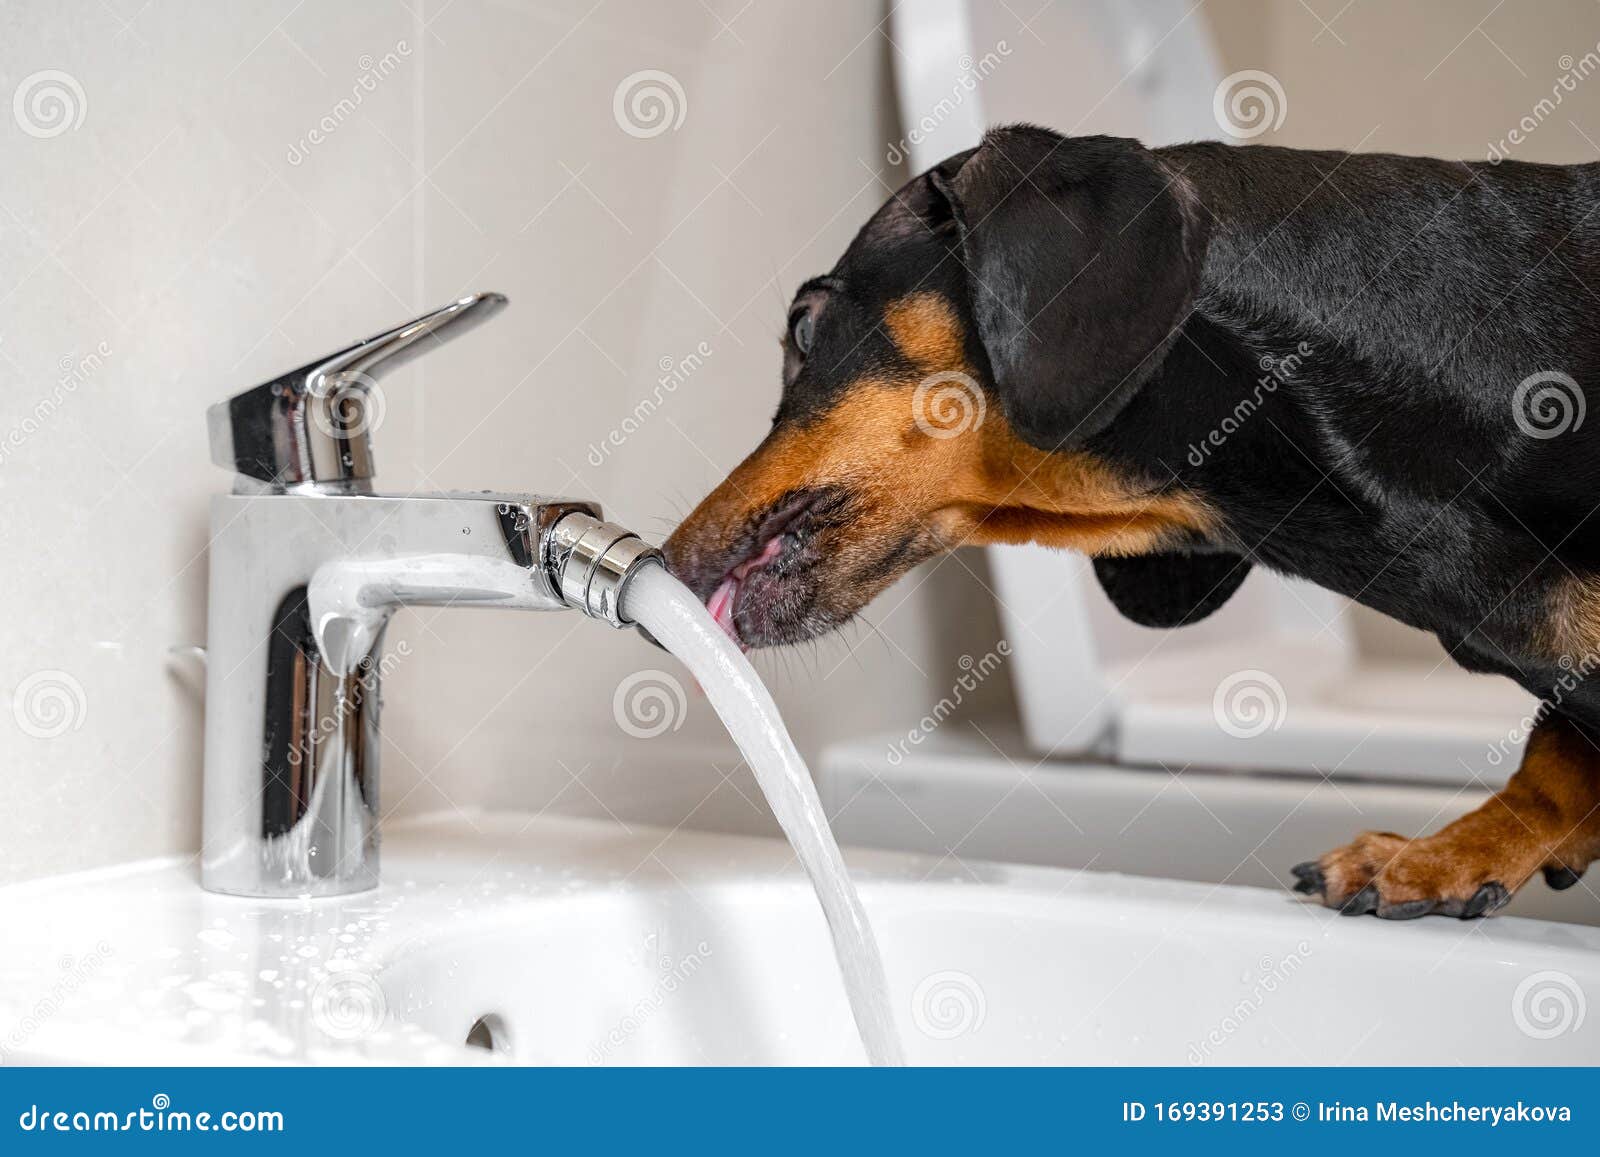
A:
1291 829 1515 920
1295 719 1600 920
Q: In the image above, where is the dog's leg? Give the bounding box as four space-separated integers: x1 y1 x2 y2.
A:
1292 714 1600 918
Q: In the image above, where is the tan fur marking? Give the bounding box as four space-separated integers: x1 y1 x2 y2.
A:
883 293 967 372
1541 576 1600 662
877 292 1217 551
686 380 1216 567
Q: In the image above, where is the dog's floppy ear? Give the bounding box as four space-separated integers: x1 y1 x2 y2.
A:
1092 551 1252 629
929 126 1197 449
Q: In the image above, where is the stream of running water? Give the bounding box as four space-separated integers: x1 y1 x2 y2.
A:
621 563 905 1066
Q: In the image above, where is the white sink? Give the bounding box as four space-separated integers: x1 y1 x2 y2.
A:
3 814 1597 1065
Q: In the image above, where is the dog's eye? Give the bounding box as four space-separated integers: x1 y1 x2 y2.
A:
791 312 814 356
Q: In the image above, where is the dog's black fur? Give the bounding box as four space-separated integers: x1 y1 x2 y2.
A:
799 124 1600 730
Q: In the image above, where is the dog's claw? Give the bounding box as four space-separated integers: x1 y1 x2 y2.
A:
1339 884 1379 916
1290 860 1324 895
1544 865 1584 891
1376 898 1434 920
1460 881 1509 918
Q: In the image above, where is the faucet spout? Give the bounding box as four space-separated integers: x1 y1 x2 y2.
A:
307 553 563 677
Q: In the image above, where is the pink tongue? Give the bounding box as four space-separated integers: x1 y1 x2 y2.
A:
739 535 784 574
704 536 784 648
706 576 740 643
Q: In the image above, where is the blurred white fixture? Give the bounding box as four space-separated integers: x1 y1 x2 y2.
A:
889 0 1535 786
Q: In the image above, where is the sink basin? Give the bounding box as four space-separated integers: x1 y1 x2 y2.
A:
2 814 1597 1064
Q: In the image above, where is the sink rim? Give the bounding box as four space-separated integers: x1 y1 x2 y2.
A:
5 811 1599 1066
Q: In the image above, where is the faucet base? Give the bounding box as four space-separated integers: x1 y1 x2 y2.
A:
200 491 599 899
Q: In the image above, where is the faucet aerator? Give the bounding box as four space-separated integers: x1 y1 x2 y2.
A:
546 511 664 628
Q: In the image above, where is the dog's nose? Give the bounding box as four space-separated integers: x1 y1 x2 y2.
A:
660 526 723 604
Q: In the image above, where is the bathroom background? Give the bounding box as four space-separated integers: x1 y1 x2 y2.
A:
5 0 1600 895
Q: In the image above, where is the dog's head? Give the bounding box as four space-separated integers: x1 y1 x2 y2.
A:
664 125 1213 648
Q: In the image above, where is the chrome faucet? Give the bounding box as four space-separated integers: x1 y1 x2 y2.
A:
202 293 661 897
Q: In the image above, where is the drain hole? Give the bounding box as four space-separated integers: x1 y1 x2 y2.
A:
465 1013 511 1054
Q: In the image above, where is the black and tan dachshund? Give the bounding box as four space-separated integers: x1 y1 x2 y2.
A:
662 123 1600 921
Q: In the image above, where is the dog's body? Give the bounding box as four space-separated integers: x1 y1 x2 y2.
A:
663 125 1600 920
1126 141 1600 706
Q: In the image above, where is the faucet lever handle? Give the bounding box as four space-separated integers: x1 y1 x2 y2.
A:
207 291 509 491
